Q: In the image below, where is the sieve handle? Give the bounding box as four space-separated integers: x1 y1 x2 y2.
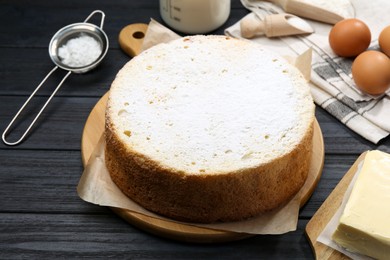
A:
84 10 106 30
2 67 72 146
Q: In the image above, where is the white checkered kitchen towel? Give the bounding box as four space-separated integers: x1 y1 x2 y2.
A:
225 0 390 143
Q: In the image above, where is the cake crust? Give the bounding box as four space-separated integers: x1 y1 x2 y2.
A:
105 121 313 223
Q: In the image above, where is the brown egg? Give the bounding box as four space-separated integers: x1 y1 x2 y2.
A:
329 19 371 57
379 25 390 57
352 50 390 95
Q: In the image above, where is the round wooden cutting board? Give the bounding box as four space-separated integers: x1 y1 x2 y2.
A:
81 92 325 243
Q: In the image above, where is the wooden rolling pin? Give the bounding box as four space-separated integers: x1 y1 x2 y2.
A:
240 13 314 38
263 0 354 24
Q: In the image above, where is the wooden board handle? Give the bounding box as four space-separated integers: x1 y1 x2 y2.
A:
118 23 148 57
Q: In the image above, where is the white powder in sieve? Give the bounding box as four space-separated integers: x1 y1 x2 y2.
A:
58 34 102 67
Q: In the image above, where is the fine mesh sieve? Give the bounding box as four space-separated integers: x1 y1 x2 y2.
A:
2 10 109 146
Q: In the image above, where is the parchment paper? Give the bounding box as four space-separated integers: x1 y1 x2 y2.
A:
78 136 300 234
77 19 313 235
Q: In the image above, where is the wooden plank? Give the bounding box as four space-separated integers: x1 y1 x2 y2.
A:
0 96 99 150
315 108 390 154
0 0 248 48
0 1 161 48
0 213 313 258
2 94 387 153
0 149 106 214
0 145 351 220
0 48 128 97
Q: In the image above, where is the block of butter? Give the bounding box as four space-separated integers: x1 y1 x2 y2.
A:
332 150 390 259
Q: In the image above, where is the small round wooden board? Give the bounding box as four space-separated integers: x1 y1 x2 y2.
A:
305 152 367 259
81 92 325 243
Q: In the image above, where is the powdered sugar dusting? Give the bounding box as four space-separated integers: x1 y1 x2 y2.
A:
108 36 313 174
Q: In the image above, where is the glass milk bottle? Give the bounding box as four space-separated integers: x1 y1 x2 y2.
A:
160 0 230 34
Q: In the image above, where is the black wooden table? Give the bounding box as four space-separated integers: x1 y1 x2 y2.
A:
1 0 389 258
